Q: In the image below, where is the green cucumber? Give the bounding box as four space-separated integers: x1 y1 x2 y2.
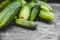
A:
39 9 54 22
40 1 52 11
20 0 27 7
13 0 20 2
19 4 31 20
15 19 37 29
0 2 21 28
30 5 40 21
0 0 11 10
34 0 52 11
19 1 36 20
11 0 27 7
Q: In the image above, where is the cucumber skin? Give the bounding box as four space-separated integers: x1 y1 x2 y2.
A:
40 1 52 11
15 19 37 29
30 5 39 21
0 0 11 10
13 0 20 2
19 1 36 20
39 9 54 22
0 2 21 28
19 4 31 20
20 0 27 7
34 0 52 11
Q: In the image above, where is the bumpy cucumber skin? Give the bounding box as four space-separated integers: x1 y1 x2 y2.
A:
0 2 21 28
19 4 31 20
11 0 26 7
19 1 36 20
29 1 36 8
20 0 27 7
40 1 52 11
15 19 37 29
34 0 52 11
30 6 39 21
39 9 54 22
0 0 11 10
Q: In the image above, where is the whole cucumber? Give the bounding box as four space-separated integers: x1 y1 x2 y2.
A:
39 9 54 22
15 19 37 29
0 2 21 28
30 5 40 21
34 0 52 11
19 4 31 20
40 1 52 11
19 1 36 20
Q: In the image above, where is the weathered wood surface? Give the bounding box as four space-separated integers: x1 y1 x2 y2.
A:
0 3 60 40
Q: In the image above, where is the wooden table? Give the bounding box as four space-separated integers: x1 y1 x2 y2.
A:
0 3 60 40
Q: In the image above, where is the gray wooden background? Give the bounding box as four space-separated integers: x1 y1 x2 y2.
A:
0 3 60 40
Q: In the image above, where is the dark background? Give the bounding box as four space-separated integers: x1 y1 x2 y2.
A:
48 0 60 3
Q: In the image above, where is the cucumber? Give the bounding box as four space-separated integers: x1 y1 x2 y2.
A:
39 9 54 22
12 0 20 2
11 0 27 7
19 4 31 20
0 0 11 10
15 19 37 29
20 0 27 7
0 2 21 28
30 5 40 21
34 0 52 11
19 2 36 20
29 1 36 8
40 1 52 11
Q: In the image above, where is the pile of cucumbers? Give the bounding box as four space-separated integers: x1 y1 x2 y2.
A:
0 0 54 29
